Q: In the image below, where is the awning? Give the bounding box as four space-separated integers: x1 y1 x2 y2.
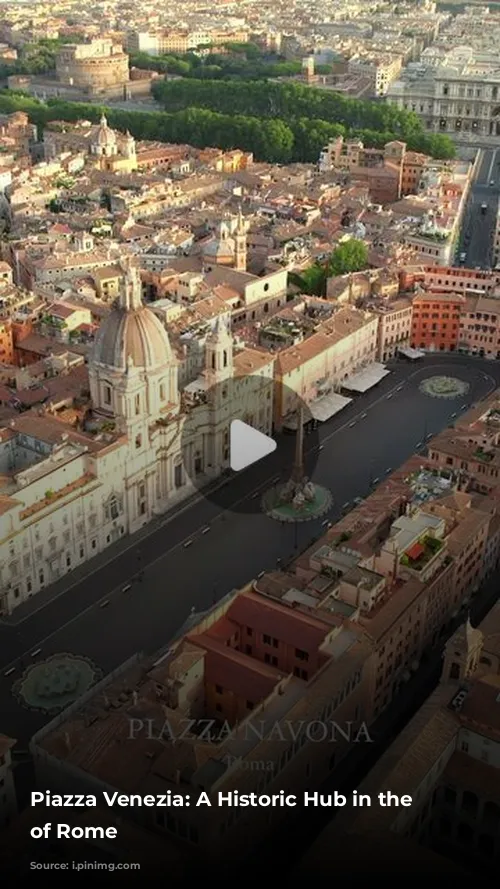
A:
406 542 424 560
308 392 352 422
342 363 390 394
398 347 425 359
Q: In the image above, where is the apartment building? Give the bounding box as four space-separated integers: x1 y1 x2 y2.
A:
427 392 500 497
319 137 408 203
411 291 464 351
274 306 378 427
458 294 500 358
299 603 500 877
374 297 413 361
348 53 403 97
292 458 496 718
401 265 500 295
127 29 249 56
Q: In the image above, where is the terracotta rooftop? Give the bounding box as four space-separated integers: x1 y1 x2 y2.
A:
225 589 332 652
189 633 284 701
459 674 500 739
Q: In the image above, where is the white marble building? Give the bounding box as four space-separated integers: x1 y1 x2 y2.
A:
0 261 274 615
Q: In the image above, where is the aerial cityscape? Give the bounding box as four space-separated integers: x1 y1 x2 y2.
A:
0 0 499 880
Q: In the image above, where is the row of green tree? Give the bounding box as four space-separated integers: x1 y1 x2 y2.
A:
151 78 455 159
290 241 370 296
0 90 452 167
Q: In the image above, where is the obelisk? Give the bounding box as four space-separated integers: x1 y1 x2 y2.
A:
291 404 305 484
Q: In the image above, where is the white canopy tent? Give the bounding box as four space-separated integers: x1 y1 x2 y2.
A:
342 363 389 394
282 392 352 429
308 392 352 422
398 347 425 360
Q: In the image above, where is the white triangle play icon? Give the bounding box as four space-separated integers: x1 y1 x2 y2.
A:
230 419 277 472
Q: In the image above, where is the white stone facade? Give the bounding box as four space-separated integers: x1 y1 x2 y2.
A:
0 262 274 614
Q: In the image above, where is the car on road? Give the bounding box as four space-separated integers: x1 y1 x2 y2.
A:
459 252 467 263
491 180 495 186
481 203 488 214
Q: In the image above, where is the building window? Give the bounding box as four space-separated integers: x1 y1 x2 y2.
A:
135 394 140 415
295 648 309 661
135 434 142 449
104 385 111 405
215 685 223 694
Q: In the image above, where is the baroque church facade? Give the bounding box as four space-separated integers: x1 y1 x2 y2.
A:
0 261 273 614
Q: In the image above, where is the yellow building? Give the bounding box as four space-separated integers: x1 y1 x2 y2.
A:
274 306 378 428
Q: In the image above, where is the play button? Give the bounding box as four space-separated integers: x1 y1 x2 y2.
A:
180 371 320 515
230 419 277 471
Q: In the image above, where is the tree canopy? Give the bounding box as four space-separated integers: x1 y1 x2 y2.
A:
290 240 370 297
0 88 454 171
329 240 369 276
152 79 455 159
129 47 304 81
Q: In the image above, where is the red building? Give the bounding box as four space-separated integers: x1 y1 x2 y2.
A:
411 291 465 352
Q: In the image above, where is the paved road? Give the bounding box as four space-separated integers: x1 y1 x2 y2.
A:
2 355 499 742
457 148 500 269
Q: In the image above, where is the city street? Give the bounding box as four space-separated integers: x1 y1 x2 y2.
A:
1 355 500 743
457 147 500 268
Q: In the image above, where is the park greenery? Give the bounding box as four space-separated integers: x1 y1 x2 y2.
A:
129 41 332 80
290 241 370 296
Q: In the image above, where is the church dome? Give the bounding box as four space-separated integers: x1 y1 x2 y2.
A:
95 114 116 146
92 305 172 370
91 261 172 371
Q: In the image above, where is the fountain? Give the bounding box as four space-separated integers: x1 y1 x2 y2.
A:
262 405 332 523
13 653 101 714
